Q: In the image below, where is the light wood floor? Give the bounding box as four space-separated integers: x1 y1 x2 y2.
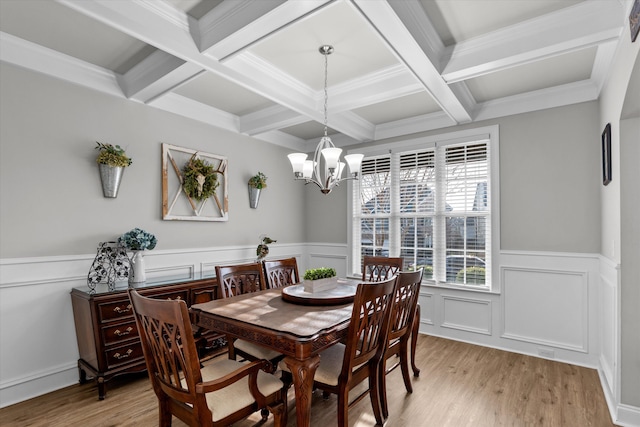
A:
0 335 615 426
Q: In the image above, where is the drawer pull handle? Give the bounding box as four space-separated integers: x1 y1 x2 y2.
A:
113 304 132 314
113 349 133 360
114 327 133 336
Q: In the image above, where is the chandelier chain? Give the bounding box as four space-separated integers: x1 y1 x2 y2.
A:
323 50 329 137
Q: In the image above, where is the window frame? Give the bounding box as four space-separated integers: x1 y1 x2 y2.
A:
347 125 500 293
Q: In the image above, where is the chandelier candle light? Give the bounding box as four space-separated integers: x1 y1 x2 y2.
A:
287 45 363 194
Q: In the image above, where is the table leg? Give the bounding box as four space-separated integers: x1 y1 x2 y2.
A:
411 304 421 377
283 355 320 427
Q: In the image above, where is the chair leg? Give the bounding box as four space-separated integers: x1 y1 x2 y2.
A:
379 357 389 420
399 337 413 393
260 407 269 421
370 362 386 425
410 304 421 377
337 385 350 427
158 396 172 427
269 401 287 427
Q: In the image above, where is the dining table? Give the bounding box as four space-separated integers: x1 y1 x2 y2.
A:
189 280 360 427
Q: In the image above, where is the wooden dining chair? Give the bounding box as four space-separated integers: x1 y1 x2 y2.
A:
379 268 423 419
127 289 286 427
263 257 300 288
281 277 398 426
214 263 283 365
362 255 403 282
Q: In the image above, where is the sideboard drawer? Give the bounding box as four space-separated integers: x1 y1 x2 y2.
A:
98 300 134 323
101 320 138 346
105 342 144 369
144 288 189 302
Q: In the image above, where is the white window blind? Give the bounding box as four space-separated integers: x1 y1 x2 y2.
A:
352 139 492 288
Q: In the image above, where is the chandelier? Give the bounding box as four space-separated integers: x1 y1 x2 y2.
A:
287 45 363 194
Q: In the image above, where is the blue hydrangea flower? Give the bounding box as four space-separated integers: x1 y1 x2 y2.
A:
119 228 157 251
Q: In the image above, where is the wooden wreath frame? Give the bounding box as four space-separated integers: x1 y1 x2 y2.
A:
162 143 228 221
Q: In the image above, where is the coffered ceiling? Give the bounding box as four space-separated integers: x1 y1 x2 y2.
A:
0 0 630 151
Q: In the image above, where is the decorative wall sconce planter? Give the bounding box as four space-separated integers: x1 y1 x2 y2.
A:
248 186 261 209
99 164 125 198
95 142 132 198
248 172 267 209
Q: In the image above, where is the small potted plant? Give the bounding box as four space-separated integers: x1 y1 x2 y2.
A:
303 267 338 293
95 142 132 198
248 172 267 209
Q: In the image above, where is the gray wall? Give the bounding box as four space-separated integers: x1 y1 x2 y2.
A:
0 63 306 258
307 101 602 254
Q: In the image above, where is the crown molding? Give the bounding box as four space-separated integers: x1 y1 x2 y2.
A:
442 0 624 83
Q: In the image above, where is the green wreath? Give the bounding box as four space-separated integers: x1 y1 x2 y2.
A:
182 156 219 201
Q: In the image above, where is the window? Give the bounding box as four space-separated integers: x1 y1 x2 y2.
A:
350 127 498 289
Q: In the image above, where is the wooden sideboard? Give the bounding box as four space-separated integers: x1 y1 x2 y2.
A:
70 275 223 400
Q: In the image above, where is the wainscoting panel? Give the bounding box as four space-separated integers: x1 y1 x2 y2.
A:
501 267 588 352
441 295 492 335
418 250 600 370
0 243 306 408
418 292 434 326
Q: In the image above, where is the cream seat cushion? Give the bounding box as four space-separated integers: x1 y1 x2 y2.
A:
182 358 283 422
279 343 346 387
235 339 283 361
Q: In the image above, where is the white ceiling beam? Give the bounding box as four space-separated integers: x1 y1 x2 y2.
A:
353 0 473 124
239 64 423 136
192 0 331 61
590 40 619 96
474 80 599 122
441 0 624 83
58 0 373 142
252 129 307 150
148 92 240 132
116 49 204 103
374 111 456 141
240 105 307 135
227 50 376 141
329 64 424 112
0 32 121 97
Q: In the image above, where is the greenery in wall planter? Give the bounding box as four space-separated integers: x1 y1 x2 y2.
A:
95 142 132 167
182 155 219 202
248 172 268 189
248 172 267 209
95 142 132 198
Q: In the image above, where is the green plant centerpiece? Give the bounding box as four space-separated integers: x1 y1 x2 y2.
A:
303 267 338 293
182 154 219 201
95 142 132 167
248 172 267 189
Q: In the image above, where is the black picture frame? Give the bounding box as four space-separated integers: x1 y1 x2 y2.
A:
631 0 640 43
602 123 612 186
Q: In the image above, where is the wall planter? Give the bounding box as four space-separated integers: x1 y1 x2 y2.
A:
95 142 132 198
248 186 261 208
99 164 125 198
248 172 267 209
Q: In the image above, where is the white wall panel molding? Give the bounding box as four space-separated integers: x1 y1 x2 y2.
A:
418 250 600 370
501 267 589 353
597 254 623 425
441 295 492 335
417 292 434 326
306 243 349 279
